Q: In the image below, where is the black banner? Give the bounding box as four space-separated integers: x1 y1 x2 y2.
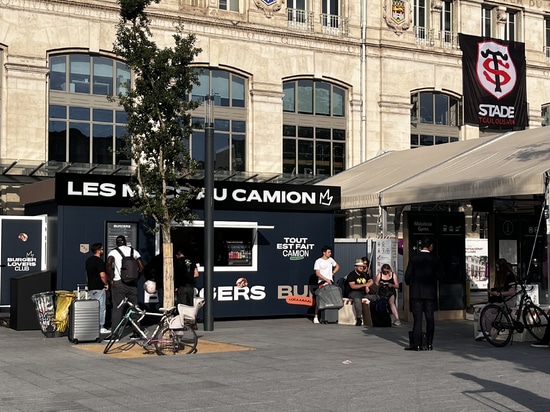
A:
54 173 341 212
459 33 527 129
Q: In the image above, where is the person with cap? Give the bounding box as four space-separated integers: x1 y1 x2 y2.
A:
347 258 374 326
106 235 144 337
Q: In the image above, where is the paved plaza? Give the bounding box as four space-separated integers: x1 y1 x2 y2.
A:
0 317 549 411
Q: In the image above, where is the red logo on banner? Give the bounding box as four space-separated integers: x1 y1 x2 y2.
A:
476 41 517 100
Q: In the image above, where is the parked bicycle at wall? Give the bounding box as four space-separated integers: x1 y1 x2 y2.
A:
479 282 549 347
103 297 198 355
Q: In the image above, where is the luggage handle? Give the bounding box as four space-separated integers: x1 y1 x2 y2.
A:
76 284 89 300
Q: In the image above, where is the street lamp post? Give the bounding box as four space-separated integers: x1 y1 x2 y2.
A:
204 95 214 331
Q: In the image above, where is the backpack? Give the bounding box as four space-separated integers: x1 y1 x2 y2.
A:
115 247 140 284
335 275 350 298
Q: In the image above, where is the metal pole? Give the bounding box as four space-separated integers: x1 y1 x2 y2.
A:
204 95 214 331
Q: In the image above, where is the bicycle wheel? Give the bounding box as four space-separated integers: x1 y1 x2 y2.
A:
480 303 513 347
522 303 549 341
175 325 198 354
154 325 180 355
103 317 129 354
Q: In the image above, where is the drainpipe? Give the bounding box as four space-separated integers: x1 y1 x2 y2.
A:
360 0 367 163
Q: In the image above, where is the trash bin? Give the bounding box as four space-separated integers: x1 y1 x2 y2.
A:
31 291 76 337
53 291 76 335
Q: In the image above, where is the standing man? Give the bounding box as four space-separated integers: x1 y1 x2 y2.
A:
347 258 374 326
85 243 111 335
106 235 144 333
313 245 340 324
174 248 199 306
404 237 441 351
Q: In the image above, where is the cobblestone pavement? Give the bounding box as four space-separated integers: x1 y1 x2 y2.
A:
0 318 549 411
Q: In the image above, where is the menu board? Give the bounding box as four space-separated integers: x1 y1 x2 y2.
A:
105 221 139 251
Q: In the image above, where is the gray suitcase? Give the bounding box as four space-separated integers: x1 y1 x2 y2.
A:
68 285 100 344
320 308 339 324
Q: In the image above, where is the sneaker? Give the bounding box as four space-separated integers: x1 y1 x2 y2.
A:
100 327 111 334
393 320 401 326
355 318 363 326
531 341 549 348
475 331 486 341
313 317 320 324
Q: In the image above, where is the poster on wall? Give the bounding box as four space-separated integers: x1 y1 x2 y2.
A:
465 238 488 290
0 216 47 305
373 237 398 280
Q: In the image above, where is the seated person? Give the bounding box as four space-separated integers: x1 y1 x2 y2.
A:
347 258 374 326
375 263 401 326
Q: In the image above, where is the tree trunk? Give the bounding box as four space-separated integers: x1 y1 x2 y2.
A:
162 234 174 308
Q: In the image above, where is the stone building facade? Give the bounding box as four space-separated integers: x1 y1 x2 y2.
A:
1 0 550 217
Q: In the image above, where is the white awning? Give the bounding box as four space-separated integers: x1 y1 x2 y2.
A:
321 128 550 209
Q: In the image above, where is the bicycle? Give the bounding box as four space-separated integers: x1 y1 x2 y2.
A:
103 297 198 355
479 282 549 347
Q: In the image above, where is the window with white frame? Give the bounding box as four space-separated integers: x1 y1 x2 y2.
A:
219 0 238 12
414 0 428 44
481 6 494 38
505 9 518 41
410 91 460 148
48 54 131 165
321 0 347 36
288 0 311 31
440 0 455 48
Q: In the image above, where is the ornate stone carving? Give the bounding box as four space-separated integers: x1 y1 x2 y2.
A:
253 0 285 18
384 0 412 35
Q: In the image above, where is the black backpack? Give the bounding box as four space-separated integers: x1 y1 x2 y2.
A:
335 275 350 298
116 247 140 284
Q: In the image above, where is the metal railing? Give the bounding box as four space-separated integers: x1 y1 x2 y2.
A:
320 13 349 36
440 30 459 49
287 8 314 32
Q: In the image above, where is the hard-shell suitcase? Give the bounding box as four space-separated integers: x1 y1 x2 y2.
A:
320 308 339 324
68 285 100 344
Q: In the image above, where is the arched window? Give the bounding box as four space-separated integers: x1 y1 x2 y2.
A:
282 79 346 176
410 90 460 147
542 104 550 126
189 69 247 172
48 54 131 165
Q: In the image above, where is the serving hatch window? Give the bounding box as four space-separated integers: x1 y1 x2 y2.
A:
171 221 271 272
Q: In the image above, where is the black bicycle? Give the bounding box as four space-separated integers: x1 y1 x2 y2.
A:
479 282 548 347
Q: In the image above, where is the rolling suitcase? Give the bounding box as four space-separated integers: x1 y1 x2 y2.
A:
68 285 100 344
320 308 339 324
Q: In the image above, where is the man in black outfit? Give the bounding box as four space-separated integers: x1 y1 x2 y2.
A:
404 237 441 351
174 249 198 306
86 242 110 335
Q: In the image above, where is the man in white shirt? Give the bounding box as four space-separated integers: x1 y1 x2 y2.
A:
106 235 144 335
313 245 339 324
